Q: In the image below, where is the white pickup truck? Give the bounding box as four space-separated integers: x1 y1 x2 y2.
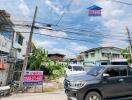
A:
65 64 85 76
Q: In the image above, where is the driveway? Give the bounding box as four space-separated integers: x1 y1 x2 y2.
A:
1 90 67 100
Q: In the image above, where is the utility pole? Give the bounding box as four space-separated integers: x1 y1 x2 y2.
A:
20 6 38 87
126 26 132 62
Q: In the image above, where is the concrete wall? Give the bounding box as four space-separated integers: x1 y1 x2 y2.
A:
13 32 29 60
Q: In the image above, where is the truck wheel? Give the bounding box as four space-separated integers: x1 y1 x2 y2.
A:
85 91 102 100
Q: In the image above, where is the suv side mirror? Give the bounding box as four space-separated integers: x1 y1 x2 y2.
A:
103 73 110 79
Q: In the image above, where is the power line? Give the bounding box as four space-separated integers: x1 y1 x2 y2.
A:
11 21 126 39
34 32 129 43
35 21 127 38
0 21 129 42
0 23 128 41
55 0 73 26
106 0 132 5
0 27 130 44
34 33 102 44
34 24 127 39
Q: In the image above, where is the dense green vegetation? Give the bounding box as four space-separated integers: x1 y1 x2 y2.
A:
28 43 66 80
121 48 132 63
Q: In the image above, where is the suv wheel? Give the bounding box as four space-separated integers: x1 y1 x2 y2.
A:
85 91 102 100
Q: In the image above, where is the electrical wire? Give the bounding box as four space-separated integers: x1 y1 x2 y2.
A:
0 22 128 41
55 0 73 26
0 26 129 45
34 24 127 39
107 0 132 5
34 33 97 44
0 19 129 43
35 21 127 38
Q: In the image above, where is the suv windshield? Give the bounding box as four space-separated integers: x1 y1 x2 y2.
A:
111 62 128 65
72 66 84 71
87 67 105 76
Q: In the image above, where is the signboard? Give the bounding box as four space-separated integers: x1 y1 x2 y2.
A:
23 71 43 86
88 5 102 16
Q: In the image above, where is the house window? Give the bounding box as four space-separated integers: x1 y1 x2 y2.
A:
102 53 111 58
16 33 23 45
91 53 95 57
1 31 12 39
112 54 120 58
17 48 21 53
85 53 88 58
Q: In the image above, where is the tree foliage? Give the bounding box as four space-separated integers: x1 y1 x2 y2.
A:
28 43 66 79
28 43 49 70
121 48 132 63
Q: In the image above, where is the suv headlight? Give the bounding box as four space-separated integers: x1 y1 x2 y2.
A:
69 81 87 89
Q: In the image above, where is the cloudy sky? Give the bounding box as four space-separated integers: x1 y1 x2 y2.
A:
0 0 132 58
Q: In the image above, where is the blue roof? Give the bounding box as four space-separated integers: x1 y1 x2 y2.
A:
88 5 102 10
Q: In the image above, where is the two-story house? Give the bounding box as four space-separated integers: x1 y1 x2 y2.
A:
80 47 124 66
0 10 14 86
0 10 30 85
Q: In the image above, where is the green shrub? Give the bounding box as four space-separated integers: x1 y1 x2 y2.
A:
40 65 65 80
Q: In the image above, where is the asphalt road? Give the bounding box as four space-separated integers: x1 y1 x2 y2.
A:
1 90 67 100
1 90 132 100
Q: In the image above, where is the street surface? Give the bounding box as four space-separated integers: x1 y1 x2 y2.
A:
1 90 67 100
1 90 132 100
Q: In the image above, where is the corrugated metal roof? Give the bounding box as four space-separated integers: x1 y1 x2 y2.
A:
81 47 121 53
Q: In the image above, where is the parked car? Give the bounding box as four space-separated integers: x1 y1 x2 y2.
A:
64 65 132 100
84 64 95 72
64 64 85 76
130 64 132 68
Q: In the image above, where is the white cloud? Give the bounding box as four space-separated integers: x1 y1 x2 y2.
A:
97 1 124 19
40 29 68 38
45 0 64 15
69 42 88 52
100 40 127 48
52 48 76 58
95 0 132 47
34 40 56 49
18 0 30 16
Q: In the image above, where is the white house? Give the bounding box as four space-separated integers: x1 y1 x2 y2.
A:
80 47 124 65
0 10 14 86
0 10 30 85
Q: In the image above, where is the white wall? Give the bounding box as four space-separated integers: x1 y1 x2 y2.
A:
13 32 30 60
0 34 12 53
